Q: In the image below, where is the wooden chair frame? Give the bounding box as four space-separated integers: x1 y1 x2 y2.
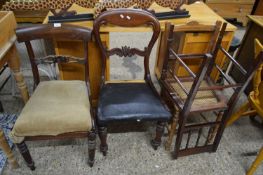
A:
15 24 96 169
160 21 263 158
226 39 263 175
227 39 263 126
93 9 171 155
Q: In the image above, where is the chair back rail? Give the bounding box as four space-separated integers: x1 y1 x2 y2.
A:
16 24 91 42
93 9 160 86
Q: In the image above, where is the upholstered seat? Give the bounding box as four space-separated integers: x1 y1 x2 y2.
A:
97 83 171 126
11 80 92 142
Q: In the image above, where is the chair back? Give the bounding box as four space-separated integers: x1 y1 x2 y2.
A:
93 9 161 85
16 24 92 92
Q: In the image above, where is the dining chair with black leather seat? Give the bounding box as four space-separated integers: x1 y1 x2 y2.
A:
93 9 171 156
11 24 96 170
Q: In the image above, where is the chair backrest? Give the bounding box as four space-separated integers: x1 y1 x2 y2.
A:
93 9 160 85
16 24 92 90
253 39 263 100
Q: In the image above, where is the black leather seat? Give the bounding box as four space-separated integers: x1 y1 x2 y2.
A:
97 83 171 126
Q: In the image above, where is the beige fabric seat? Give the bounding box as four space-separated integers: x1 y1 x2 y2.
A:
11 80 92 143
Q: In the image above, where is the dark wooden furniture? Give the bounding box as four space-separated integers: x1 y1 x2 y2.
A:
231 16 263 94
252 0 263 15
12 24 96 170
160 21 263 158
93 9 171 155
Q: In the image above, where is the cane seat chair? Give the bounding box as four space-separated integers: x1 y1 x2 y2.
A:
11 24 96 170
93 9 171 155
160 21 263 158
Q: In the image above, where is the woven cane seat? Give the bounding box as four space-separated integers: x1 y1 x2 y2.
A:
169 80 227 112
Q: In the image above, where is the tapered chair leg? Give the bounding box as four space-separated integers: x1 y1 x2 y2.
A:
88 130 96 167
98 127 108 156
16 141 35 170
247 147 263 175
165 111 179 151
151 121 165 150
226 101 250 126
207 111 223 144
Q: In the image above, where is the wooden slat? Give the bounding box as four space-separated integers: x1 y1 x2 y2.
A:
168 69 189 95
170 48 196 78
176 145 214 157
184 121 221 131
195 128 203 147
220 46 247 75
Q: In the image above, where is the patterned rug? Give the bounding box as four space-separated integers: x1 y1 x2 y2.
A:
0 114 17 173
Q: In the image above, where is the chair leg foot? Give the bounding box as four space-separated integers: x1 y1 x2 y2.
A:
151 121 165 150
98 127 108 156
16 141 35 170
88 130 96 167
165 112 179 151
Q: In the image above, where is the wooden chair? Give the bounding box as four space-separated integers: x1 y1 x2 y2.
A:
11 24 96 170
227 39 263 126
93 9 171 156
227 39 263 175
160 21 263 158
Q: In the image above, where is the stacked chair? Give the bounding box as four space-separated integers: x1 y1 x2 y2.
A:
159 21 263 158
11 24 96 169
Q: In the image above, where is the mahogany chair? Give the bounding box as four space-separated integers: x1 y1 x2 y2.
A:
11 24 96 170
160 21 263 158
93 9 171 155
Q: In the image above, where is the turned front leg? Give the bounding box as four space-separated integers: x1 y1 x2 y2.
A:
16 141 35 170
151 121 165 150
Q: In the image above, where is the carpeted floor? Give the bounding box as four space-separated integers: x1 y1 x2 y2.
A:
0 114 17 174
1 26 263 175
